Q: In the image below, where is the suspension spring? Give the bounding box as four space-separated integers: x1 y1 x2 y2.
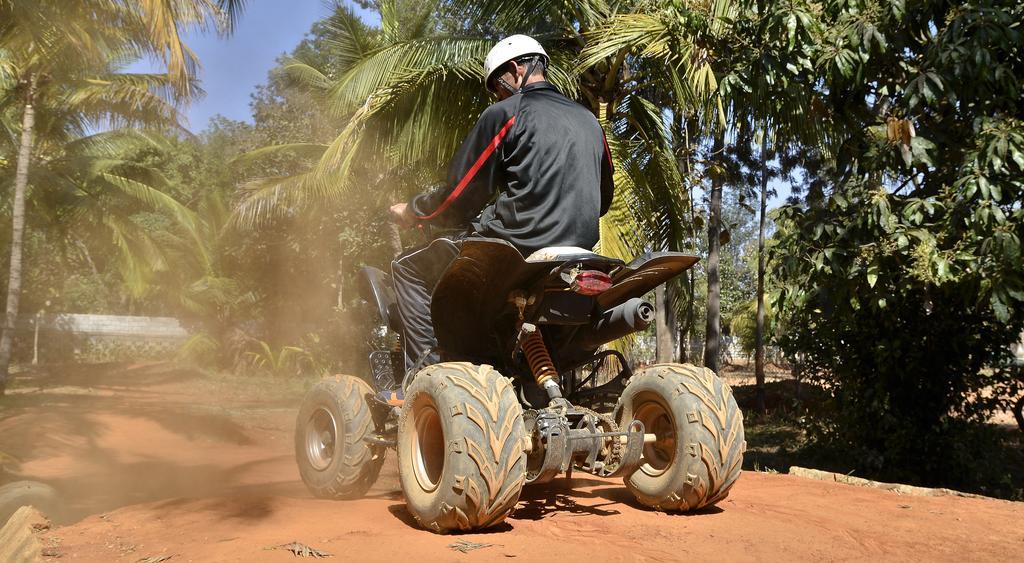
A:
523 329 558 387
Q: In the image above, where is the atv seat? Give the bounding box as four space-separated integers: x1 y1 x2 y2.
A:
526 246 603 263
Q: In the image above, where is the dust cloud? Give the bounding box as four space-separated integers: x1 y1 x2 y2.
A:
4 362 1024 561
0 362 313 525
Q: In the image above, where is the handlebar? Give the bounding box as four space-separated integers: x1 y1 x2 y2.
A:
387 203 474 255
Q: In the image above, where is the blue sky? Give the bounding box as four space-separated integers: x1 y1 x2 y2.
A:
130 1 375 131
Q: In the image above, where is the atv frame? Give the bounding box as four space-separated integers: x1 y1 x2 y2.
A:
295 237 745 533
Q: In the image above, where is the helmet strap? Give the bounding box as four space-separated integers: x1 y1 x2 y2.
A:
496 75 518 97
517 56 541 93
495 56 542 97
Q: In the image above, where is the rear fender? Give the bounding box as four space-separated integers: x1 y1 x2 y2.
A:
596 252 699 310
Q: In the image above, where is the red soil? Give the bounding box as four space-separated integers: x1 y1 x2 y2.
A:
2 364 1021 562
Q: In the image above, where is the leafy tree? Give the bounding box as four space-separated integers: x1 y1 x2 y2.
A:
238 0 763 372
771 0 1024 489
0 0 244 391
753 140 776 412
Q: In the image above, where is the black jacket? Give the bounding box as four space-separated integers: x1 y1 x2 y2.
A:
409 81 614 257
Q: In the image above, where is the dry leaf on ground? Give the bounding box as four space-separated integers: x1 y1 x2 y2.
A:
271 541 333 558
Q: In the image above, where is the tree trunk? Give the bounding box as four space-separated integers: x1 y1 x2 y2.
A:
672 277 691 363
32 311 41 366
755 143 771 414
0 77 37 394
667 282 679 359
670 113 699 365
335 254 344 309
702 134 725 373
679 268 696 362
655 284 672 363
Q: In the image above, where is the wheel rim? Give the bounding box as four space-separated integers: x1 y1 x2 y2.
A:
305 406 339 471
409 400 446 492
634 398 676 476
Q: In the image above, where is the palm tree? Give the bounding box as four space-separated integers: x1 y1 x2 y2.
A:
575 0 741 371
585 0 829 374
0 68 198 390
1 0 245 93
233 1 683 226
234 0 831 374
224 1 716 373
754 137 772 413
0 0 244 392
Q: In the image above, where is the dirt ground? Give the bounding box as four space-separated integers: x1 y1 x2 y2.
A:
1 364 1022 562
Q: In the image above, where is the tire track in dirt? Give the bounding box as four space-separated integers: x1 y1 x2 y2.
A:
1 364 1021 562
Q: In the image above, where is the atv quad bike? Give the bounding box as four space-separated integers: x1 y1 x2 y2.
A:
295 237 745 533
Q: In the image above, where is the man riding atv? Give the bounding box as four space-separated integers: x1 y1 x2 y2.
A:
389 34 614 376
294 35 744 535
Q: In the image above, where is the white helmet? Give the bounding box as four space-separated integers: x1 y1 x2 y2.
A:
483 34 549 92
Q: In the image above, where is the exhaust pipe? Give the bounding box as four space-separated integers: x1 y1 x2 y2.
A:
569 297 655 351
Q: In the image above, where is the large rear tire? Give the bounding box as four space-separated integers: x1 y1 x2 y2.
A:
616 363 745 511
295 375 384 499
398 362 526 533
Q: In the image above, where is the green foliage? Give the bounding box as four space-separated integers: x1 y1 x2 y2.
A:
774 184 1024 476
2 0 1021 498
727 299 774 358
241 339 313 378
0 0 244 359
771 0 1024 488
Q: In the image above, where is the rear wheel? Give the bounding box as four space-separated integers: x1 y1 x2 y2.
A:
295 375 384 499
616 363 745 511
398 362 526 533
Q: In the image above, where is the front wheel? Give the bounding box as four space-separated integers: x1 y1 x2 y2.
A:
294 375 384 499
398 363 526 533
616 363 745 512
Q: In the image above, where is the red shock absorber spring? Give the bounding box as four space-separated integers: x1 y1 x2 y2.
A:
522 329 558 387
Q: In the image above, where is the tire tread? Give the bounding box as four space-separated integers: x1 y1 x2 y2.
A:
295 375 383 499
618 363 745 511
399 362 525 533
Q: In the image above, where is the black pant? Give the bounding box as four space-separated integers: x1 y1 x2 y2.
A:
391 237 462 376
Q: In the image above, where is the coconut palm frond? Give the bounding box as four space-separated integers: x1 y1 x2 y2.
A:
97 172 209 266
60 72 190 131
131 0 234 94
0 53 16 84
578 13 673 71
602 91 693 256
62 127 170 156
231 171 316 229
364 60 485 170
446 0 599 32
279 60 334 94
231 142 329 168
98 173 188 218
324 36 494 117
320 3 377 71
102 212 168 298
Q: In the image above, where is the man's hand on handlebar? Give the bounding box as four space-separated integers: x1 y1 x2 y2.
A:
389 202 416 229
